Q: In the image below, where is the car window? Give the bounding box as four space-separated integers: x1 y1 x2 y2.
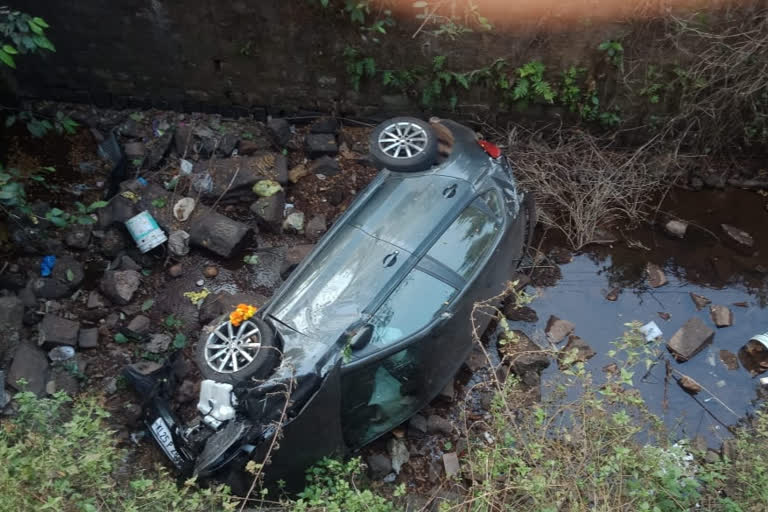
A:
360 269 456 354
426 198 500 280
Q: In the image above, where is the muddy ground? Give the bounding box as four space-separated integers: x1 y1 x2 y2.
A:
1 103 767 508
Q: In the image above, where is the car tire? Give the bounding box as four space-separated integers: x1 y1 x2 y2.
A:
195 317 279 385
369 117 438 172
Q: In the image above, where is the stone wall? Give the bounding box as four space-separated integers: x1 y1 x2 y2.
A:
7 0 624 118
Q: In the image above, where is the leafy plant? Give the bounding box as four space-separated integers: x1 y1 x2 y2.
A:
599 39 624 68
0 9 54 68
0 164 55 219
173 333 188 349
513 60 556 104
343 46 376 91
44 200 107 227
164 314 183 330
151 197 166 208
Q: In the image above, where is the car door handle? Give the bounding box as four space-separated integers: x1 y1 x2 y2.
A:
382 251 399 267
442 184 457 198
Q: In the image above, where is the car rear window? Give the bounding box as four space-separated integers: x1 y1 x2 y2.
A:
425 198 500 280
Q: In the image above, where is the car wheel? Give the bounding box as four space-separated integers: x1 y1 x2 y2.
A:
369 117 438 172
196 317 279 385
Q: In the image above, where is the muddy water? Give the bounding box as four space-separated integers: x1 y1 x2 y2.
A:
514 188 768 446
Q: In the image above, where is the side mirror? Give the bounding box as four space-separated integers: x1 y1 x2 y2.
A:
348 324 374 352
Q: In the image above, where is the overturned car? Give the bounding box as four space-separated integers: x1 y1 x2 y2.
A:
125 117 534 490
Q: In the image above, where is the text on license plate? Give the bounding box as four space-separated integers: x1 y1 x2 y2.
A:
150 417 184 467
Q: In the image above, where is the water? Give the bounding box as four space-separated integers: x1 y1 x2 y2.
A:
512 188 768 446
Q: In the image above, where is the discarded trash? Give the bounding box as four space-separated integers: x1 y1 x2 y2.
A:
173 197 196 222
125 211 168 253
191 172 213 195
167 230 190 257
640 321 663 341
48 345 76 362
738 333 768 376
180 159 194 175
137 177 148 186
760 377 768 386
183 289 210 306
40 255 56 277
252 179 283 197
121 190 140 203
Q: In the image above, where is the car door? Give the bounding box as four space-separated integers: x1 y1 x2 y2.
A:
339 193 505 448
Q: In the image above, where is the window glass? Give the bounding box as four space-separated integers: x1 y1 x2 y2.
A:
426 199 500 280
362 269 456 353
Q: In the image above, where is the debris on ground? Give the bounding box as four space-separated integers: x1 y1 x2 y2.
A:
545 315 575 343
646 263 668 288
667 317 715 362
678 374 703 394
721 224 754 248
690 293 711 310
442 452 460 478
709 305 733 327
664 219 688 238
640 321 663 341
719 350 740 370
605 287 620 301
559 335 596 368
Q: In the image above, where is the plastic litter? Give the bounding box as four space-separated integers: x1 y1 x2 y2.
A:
40 255 56 277
191 172 213 195
48 346 76 362
640 321 663 341
180 159 194 175
738 332 768 376
125 211 167 253
137 177 148 186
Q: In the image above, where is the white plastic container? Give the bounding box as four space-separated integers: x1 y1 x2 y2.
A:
125 211 167 253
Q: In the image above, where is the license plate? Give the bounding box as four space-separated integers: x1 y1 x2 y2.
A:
150 417 184 467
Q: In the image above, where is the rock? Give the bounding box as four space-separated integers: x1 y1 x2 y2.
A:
667 317 715 362
188 209 252 258
8 343 49 395
288 164 310 184
305 215 327 241
503 304 538 322
409 413 427 433
39 315 80 346
605 287 620 301
87 291 107 309
100 270 141 305
237 138 272 156
176 379 198 404
168 263 183 278
47 367 79 396
310 117 339 134
203 266 219 278
709 305 732 327
168 230 191 257
251 191 285 233
464 347 487 371
309 155 341 176
50 255 85 290
127 361 162 375
721 224 754 248
387 437 409 474
664 219 688 238
173 198 196 222
646 263 668 288
78 328 99 349
283 211 305 234
124 141 145 159
64 225 92 249
30 277 70 299
101 227 128 258
0 296 24 332
305 133 338 158
127 315 151 335
545 315 575 343
502 330 550 375
678 374 703 394
367 454 393 480
267 118 292 147
146 131 173 169
146 333 172 353
690 293 711 310
328 186 344 206
427 414 453 435
719 349 739 370
218 133 239 156
280 244 316 274
559 335 596 368
191 154 286 201
442 452 460 478
48 345 76 362
174 124 193 156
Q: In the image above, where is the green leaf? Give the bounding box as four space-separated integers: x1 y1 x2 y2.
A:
0 49 16 68
2 45 18 55
75 201 86 214
66 269 74 282
28 19 44 35
32 17 50 28
77 216 96 225
141 269 152 276
49 208 64 216
114 333 129 344
88 200 108 211
172 333 188 349
141 299 154 312
48 216 68 228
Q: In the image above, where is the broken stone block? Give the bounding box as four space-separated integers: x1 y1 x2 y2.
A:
310 117 339 134
605 287 620 301
721 224 754 248
545 315 575 343
646 263 668 288
709 305 733 328
367 454 393 480
78 328 99 349
100 270 141 305
501 330 550 375
305 214 327 241
678 374 703 394
409 413 427 434
191 154 286 202
690 293 711 310
443 452 460 478
288 164 309 184
146 333 172 353
250 191 285 233
87 290 107 309
664 219 688 238
64 224 92 250
168 230 191 257
309 155 341 176
267 118 291 147
719 349 739 370
188 209 252 258
283 211 305 234
559 335 596 368
667 317 715 362
8 343 49 395
502 304 538 322
427 414 453 435
39 314 80 346
387 437 409 474
305 133 338 158
127 315 151 335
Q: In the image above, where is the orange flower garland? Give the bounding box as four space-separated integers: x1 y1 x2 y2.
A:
229 303 258 327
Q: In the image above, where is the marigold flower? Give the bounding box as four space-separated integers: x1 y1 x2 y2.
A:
229 303 258 327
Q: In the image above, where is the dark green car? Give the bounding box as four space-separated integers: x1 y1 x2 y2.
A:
126 117 534 490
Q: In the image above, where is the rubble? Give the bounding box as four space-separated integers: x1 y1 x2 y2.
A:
443 452 460 478
559 335 596 368
545 315 575 343
146 333 172 353
7 343 49 395
191 154 288 202
721 224 754 248
267 118 291 147
667 317 715 362
719 350 739 370
39 315 80 346
367 454 393 480
305 133 338 157
64 225 92 249
690 293 711 310
78 328 99 349
283 211 305 234
127 315 151 335
100 270 141 305
678 375 703 394
305 215 327 241
503 304 538 322
168 230 191 257
646 263 668 288
502 330 550 376
709 305 733 327
427 414 453 435
409 413 427 434
664 219 689 238
309 155 341 176
251 192 285 233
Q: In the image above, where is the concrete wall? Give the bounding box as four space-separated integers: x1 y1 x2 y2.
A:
8 0 623 118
